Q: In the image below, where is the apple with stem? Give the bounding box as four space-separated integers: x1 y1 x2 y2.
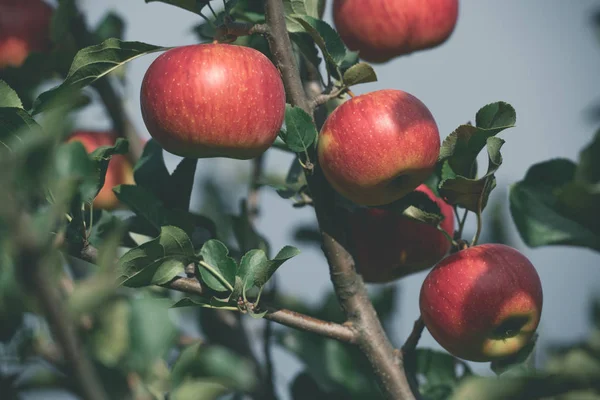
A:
419 243 543 362
140 43 285 160
333 0 459 63
317 89 441 206
0 0 53 69
67 131 135 210
348 184 454 283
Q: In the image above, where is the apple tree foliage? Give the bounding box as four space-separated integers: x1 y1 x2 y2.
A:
0 0 599 399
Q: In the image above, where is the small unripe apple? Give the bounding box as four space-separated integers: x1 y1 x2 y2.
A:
0 0 53 69
333 0 459 63
140 43 286 160
348 184 454 283
67 131 135 210
419 244 543 362
317 89 440 206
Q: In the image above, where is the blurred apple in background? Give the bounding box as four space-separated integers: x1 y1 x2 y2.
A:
67 131 135 210
348 184 454 283
333 0 459 63
0 0 53 69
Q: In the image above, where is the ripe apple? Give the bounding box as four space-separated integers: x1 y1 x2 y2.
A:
0 0 53 69
317 89 441 206
419 243 543 362
67 131 135 210
333 0 459 63
140 43 286 160
348 184 454 283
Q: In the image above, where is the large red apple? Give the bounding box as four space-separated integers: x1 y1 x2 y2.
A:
0 0 53 69
333 0 459 63
140 43 285 160
67 131 135 210
348 184 454 283
317 89 440 206
419 244 543 362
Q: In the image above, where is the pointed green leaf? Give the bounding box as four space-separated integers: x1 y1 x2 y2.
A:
290 15 347 65
117 226 196 287
33 39 166 114
439 102 516 178
280 104 318 153
237 249 268 291
88 137 129 203
439 137 503 212
54 141 98 203
198 240 236 292
342 62 377 87
255 245 300 287
381 189 444 227
94 12 126 42
0 108 43 152
0 80 23 108
510 158 600 251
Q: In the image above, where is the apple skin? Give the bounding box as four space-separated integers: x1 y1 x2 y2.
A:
0 0 53 69
348 184 454 283
419 243 543 362
67 131 135 210
140 43 286 160
333 0 459 63
317 89 440 206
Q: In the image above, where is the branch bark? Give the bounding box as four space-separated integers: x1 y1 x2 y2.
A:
262 1 416 398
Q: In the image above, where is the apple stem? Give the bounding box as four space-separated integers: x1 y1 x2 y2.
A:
471 176 490 246
310 85 349 109
402 316 425 355
454 205 469 240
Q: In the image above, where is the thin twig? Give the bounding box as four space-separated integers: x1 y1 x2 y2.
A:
471 177 490 247
402 317 425 355
309 86 347 109
262 1 416 398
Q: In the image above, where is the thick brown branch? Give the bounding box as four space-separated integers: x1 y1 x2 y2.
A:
263 1 416 398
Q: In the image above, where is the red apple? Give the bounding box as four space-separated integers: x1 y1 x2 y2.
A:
333 0 459 63
419 244 543 362
140 43 286 160
67 131 135 210
348 184 454 283
317 89 440 206
0 0 53 69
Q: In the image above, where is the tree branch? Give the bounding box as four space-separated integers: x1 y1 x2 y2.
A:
402 317 425 355
262 1 416 398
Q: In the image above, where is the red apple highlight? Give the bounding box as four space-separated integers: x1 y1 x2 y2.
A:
317 89 441 206
348 184 454 283
333 0 459 63
0 0 53 69
140 43 286 159
419 243 543 362
67 131 135 210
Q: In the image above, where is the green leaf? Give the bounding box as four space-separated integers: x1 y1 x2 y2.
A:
94 12 126 42
117 226 196 287
198 240 236 292
575 129 600 184
127 296 177 375
88 137 129 203
280 104 318 153
237 249 269 292
290 15 347 65
342 62 377 87
50 0 77 44
255 245 300 287
439 137 503 212
439 102 516 178
54 141 98 203
0 108 44 152
380 189 444 227
114 184 168 230
0 80 23 108
510 159 600 251
286 0 325 18
32 39 165 114
168 157 198 210
145 0 209 14
170 343 257 392
170 379 230 400
405 349 472 399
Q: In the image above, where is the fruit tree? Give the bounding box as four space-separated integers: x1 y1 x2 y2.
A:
0 1 599 399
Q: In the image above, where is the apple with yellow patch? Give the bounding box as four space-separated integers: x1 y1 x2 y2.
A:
317 89 441 206
419 243 543 362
